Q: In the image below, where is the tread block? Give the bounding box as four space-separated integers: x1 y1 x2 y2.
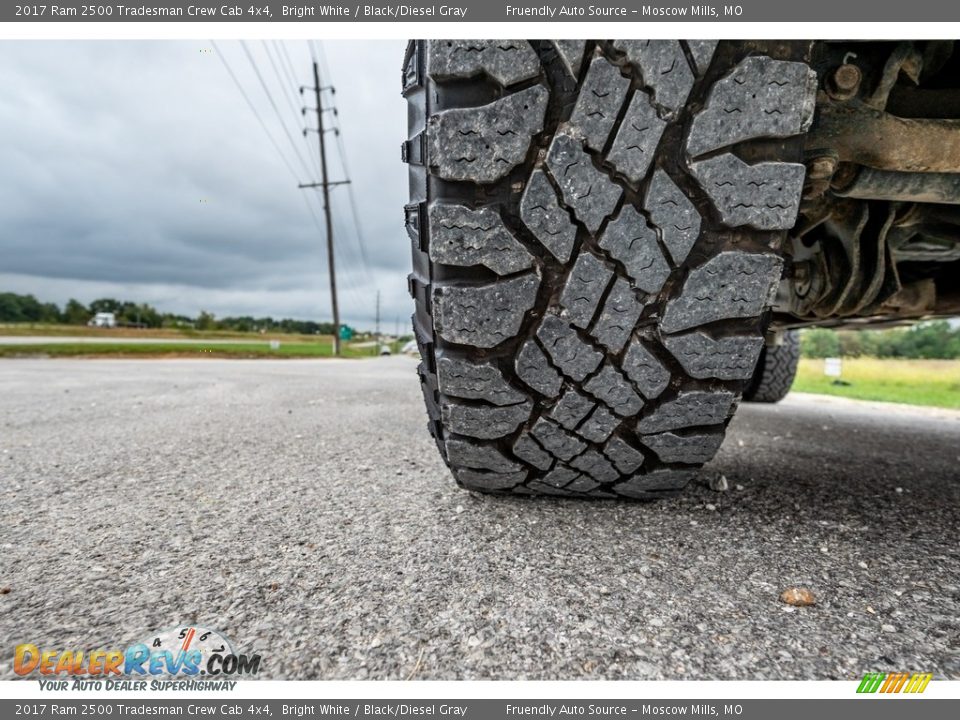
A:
644 169 701 265
613 40 694 115
560 251 614 328
608 90 667 184
515 340 563 397
583 363 645 417
685 40 718 76
536 315 604 382
530 417 588 462
541 465 581 488
660 251 783 333
427 40 541 86
429 204 534 275
427 86 549 183
441 401 532 440
590 277 644 353
603 436 645 474
526 480 576 496
569 56 630 152
455 468 527 491
622 339 671 400
521 169 577 263
636 390 736 434
663 332 764 380
689 154 806 231
445 438 522 472
433 273 540 348
599 205 670 294
551 40 588 79
614 468 694 497
546 130 622 233
565 475 602 493
576 405 620 443
570 449 620 483
437 356 526 406
687 56 817 157
550 388 596 430
642 431 724 464
512 432 554 471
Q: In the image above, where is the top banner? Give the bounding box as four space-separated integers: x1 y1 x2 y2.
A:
5 1 960 22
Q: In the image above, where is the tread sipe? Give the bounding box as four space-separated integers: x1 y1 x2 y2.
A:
403 40 815 499
743 330 801 403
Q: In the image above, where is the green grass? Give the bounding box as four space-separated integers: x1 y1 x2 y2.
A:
0 341 370 359
0 323 333 343
793 358 960 409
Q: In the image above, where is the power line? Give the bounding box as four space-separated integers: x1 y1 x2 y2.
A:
272 40 323 179
262 41 306 141
210 39 302 183
212 39 331 322
312 40 374 282
239 40 314 179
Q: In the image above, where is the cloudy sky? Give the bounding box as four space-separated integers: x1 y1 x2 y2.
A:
0 40 410 331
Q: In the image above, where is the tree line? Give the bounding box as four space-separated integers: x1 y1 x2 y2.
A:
801 322 960 360
0 292 345 335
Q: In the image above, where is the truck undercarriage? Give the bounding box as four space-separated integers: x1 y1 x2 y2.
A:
775 41 960 332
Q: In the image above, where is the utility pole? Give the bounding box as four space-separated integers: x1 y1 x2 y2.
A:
299 62 348 355
374 290 381 356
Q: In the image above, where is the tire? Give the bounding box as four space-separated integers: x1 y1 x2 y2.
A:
743 330 801 403
402 40 816 498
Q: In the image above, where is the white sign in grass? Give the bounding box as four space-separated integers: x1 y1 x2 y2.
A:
824 357 843 377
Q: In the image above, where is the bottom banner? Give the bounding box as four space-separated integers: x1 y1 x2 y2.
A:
3 699 956 720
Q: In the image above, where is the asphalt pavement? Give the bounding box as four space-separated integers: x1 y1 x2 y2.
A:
1 357 957 680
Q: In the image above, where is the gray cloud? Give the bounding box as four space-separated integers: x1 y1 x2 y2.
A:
0 39 411 329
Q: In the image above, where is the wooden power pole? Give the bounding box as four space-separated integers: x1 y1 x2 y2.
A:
299 62 346 355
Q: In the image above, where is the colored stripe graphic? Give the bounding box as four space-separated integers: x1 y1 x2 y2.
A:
857 672 931 694
857 672 886 693
904 673 933 694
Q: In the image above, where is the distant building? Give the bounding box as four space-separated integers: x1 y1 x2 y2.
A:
88 312 117 328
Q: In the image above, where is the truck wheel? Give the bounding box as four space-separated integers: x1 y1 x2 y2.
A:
402 40 816 498
743 330 801 403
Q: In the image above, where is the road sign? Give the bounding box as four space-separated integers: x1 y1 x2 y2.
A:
824 357 842 377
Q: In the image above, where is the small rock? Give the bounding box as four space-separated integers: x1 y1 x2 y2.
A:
455 505 464 514
895 487 904 494
735 484 744 491
858 561 868 569
866 606 877 614
780 587 816 607
709 474 729 492
705 503 717 512
881 624 897 633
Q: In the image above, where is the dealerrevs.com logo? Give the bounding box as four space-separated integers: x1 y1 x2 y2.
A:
15 626 261 690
